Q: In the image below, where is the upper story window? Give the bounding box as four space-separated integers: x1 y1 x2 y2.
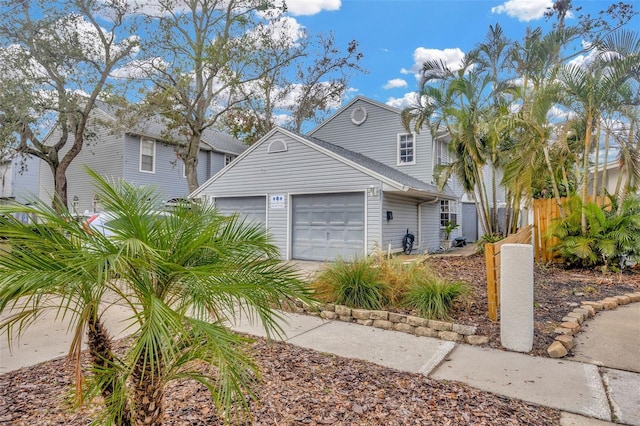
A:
139 138 155 173
224 154 235 166
397 133 415 165
440 200 458 228
435 139 447 166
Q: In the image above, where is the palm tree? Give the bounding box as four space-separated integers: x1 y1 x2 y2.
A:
403 57 501 237
0 169 312 425
559 31 640 233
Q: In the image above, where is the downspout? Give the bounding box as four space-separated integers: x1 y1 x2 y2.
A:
418 197 440 252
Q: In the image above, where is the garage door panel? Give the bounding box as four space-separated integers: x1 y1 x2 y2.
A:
292 192 364 261
215 196 266 227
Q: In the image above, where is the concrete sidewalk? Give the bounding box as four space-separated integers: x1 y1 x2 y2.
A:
229 311 639 426
2 307 639 425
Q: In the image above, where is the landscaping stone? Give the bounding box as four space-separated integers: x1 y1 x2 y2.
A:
555 334 575 350
339 315 353 322
438 331 462 342
625 293 640 302
601 298 618 309
581 301 604 311
579 305 595 317
452 324 477 336
406 316 428 327
572 308 592 318
415 327 439 338
393 323 415 334
428 320 453 331
351 309 370 320
321 310 338 320
465 335 489 345
562 316 579 324
388 313 406 323
568 311 586 322
547 341 568 358
373 319 393 330
369 310 389 320
554 327 575 335
560 321 581 333
335 305 352 316
565 312 584 323
356 319 374 326
615 295 631 305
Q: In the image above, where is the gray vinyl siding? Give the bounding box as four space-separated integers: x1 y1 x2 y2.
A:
381 193 419 253
197 131 383 259
38 121 125 212
2 155 40 203
309 98 434 184
122 134 189 203
419 202 441 251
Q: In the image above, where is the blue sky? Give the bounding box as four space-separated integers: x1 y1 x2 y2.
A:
285 0 629 109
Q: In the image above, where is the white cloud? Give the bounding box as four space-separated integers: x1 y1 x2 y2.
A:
283 0 341 16
111 57 167 78
383 78 408 90
491 0 552 22
402 47 466 81
386 92 418 110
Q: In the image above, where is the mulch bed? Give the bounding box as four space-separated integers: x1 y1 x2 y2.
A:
1 338 560 425
428 253 640 356
1 254 637 425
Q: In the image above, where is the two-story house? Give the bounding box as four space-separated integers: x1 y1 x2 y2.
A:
191 96 466 261
37 99 247 213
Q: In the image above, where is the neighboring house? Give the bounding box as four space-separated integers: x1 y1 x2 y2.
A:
191 96 464 262
37 99 247 213
588 161 635 197
0 152 40 205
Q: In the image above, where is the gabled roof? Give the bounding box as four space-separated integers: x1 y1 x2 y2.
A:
191 127 456 200
93 99 247 155
307 95 400 136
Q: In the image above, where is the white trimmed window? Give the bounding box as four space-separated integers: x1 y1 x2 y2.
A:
440 200 458 227
435 140 447 166
139 138 155 173
397 133 415 165
224 154 235 166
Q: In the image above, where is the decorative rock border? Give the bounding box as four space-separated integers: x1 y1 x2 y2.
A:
547 292 640 358
284 301 490 346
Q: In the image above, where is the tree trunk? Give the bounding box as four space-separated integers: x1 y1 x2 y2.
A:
132 355 165 426
543 146 565 218
581 111 594 233
87 315 133 426
184 133 202 193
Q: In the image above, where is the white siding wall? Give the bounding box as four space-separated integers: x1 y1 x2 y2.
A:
198 131 383 259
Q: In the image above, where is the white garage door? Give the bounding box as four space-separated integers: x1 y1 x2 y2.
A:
292 192 365 261
215 196 266 227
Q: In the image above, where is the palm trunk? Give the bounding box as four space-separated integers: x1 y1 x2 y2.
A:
591 121 601 200
132 354 165 426
581 111 594 233
87 315 133 425
600 130 610 202
543 146 565 218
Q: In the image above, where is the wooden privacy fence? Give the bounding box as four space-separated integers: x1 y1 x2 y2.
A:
532 196 604 263
484 224 533 321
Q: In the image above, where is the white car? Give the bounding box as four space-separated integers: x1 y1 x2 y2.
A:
82 211 171 238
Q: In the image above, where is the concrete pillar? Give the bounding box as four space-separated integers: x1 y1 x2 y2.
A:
500 243 534 352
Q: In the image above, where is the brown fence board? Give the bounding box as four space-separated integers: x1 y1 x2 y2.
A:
484 224 532 321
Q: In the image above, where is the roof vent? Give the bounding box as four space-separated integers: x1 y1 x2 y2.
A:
268 139 288 153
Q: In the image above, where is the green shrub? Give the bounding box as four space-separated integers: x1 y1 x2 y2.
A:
314 257 389 309
402 276 469 320
549 194 640 269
